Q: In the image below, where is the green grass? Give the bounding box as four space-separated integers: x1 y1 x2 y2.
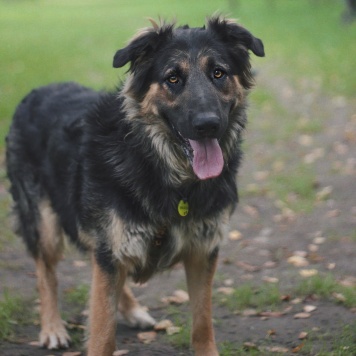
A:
302 322 356 356
165 305 191 349
0 291 33 340
64 283 90 305
221 283 282 312
295 274 356 308
268 163 317 213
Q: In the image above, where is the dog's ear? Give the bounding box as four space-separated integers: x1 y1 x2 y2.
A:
113 21 173 70
207 16 265 57
207 16 264 89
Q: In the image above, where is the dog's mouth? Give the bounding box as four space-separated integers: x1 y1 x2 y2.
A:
172 126 224 180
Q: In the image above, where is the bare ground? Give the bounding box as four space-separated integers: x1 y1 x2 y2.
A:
0 68 355 355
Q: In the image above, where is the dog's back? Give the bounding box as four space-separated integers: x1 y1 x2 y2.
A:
6 82 100 255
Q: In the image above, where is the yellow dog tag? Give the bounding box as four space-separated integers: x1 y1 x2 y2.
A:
178 200 189 217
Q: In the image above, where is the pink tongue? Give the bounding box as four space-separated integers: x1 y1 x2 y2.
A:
188 138 224 180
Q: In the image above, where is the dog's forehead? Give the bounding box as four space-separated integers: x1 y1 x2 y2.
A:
160 26 222 60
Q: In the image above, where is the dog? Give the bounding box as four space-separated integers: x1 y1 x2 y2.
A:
6 16 264 356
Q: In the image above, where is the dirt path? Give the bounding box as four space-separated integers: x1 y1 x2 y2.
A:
0 68 355 355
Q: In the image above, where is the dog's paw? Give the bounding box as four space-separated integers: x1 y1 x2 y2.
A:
39 320 71 349
123 306 156 329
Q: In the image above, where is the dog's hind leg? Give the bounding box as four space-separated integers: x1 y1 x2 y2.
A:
36 199 70 349
118 284 156 329
184 249 219 356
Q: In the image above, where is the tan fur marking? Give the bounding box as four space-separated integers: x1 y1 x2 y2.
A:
38 199 64 264
184 251 219 356
36 199 70 349
36 258 71 349
87 256 126 356
140 83 160 115
108 210 124 257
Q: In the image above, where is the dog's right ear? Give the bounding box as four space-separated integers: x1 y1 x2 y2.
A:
113 21 173 70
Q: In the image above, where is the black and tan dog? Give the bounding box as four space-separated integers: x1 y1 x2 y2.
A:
6 16 264 356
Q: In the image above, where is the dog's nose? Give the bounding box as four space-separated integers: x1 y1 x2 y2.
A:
192 113 220 137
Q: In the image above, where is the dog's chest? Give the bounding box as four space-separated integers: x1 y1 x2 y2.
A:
110 217 226 282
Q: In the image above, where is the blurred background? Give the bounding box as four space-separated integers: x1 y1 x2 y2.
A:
0 0 355 145
0 1 355 355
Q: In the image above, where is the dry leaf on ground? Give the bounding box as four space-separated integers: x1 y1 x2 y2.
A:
236 261 261 272
166 326 181 336
161 289 189 304
287 255 309 267
112 350 130 356
298 331 308 340
303 305 317 313
294 312 311 319
137 331 157 344
299 269 318 277
217 287 235 295
228 230 242 240
154 319 173 331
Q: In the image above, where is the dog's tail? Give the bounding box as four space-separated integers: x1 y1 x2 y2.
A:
5 95 43 258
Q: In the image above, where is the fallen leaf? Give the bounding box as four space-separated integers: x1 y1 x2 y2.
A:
298 332 308 340
223 278 234 286
154 319 173 331
217 287 235 295
291 298 303 304
243 342 258 350
254 171 269 181
327 263 336 270
112 350 130 356
316 186 333 201
287 255 309 267
280 294 291 302
292 342 305 353
263 346 289 353
294 312 311 319
308 244 319 252
73 260 87 268
229 230 242 241
339 276 356 287
236 261 261 272
161 290 189 304
243 205 259 217
299 269 318 278
28 341 41 347
262 276 279 283
63 352 81 356
263 261 278 269
332 292 346 302
137 331 157 344
294 250 308 257
327 209 340 218
242 309 258 317
166 326 181 336
267 329 276 337
298 135 313 146
259 311 284 318
303 305 317 313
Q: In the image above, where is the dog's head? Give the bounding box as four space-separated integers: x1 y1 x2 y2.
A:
113 16 264 181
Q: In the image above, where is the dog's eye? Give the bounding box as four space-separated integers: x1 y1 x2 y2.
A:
213 69 225 79
167 75 179 84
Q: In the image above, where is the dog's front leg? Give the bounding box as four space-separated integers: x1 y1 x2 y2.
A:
87 254 126 356
184 249 219 356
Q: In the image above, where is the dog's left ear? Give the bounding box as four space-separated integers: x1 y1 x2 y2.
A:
207 17 265 57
